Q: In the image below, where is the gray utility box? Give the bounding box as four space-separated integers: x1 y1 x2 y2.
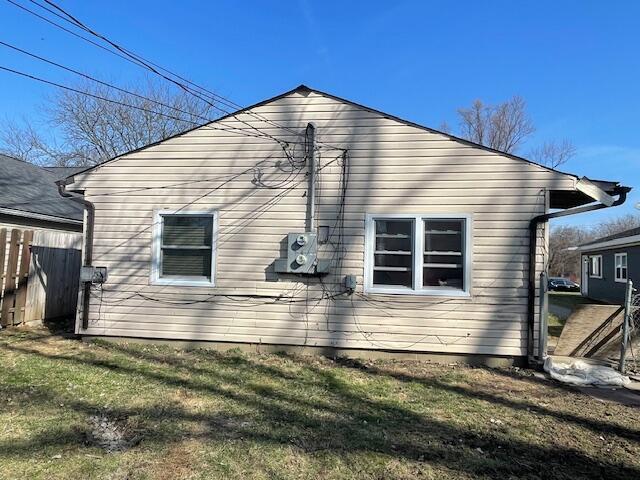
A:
275 232 319 274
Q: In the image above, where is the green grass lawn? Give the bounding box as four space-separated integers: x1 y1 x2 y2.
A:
1 327 639 480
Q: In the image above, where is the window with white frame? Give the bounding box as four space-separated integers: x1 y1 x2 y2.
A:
151 210 217 286
365 214 472 296
615 253 628 282
589 255 602 278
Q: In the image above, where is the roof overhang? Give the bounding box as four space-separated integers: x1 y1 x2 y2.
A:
549 178 630 209
0 206 83 226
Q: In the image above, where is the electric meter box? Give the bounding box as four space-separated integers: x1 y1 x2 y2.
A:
275 232 318 274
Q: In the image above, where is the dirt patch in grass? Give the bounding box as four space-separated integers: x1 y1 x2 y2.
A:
1 327 639 479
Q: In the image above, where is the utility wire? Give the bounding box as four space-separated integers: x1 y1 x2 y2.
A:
0 63 303 143
25 0 316 145
0 39 291 142
7 0 344 150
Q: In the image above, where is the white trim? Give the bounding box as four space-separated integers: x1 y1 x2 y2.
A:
614 252 628 283
364 213 472 297
579 234 640 252
150 209 218 287
0 206 83 225
589 254 602 279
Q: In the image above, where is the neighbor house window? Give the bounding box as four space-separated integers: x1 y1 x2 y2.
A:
589 255 602 279
151 210 217 286
365 214 472 296
615 253 628 282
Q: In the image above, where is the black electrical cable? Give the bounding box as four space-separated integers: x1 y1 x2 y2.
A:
26 0 317 146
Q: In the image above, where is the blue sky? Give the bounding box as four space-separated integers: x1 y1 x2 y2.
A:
0 0 638 227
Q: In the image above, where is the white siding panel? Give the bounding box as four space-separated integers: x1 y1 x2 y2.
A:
71 90 576 358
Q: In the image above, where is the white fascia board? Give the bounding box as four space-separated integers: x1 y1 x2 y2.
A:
579 234 640 252
575 177 615 207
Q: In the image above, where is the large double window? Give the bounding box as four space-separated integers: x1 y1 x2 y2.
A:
365 214 472 296
151 210 217 286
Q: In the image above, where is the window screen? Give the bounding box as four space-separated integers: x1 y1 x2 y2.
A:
373 219 413 288
160 215 213 279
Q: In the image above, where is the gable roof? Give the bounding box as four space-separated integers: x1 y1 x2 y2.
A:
62 85 627 206
0 154 83 223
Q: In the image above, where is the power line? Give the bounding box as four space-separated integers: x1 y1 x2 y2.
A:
0 39 212 124
0 63 305 143
7 0 344 151
24 0 313 144
0 38 292 142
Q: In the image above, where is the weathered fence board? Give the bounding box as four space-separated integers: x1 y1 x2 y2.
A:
14 230 33 325
0 229 6 304
1 229 21 326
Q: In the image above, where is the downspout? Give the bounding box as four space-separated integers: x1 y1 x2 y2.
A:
305 123 317 233
57 180 95 330
527 188 629 366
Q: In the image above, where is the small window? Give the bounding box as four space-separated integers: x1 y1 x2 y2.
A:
365 214 472 296
152 210 217 286
615 253 628 283
589 255 602 279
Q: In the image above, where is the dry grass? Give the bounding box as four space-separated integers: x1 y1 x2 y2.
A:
1 327 639 479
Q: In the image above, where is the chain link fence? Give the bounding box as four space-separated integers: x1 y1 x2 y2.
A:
621 281 639 373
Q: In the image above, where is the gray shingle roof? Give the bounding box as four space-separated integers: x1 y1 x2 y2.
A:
43 166 88 180
0 154 83 222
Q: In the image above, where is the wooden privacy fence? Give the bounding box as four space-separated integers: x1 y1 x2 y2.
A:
0 228 32 326
0 228 82 327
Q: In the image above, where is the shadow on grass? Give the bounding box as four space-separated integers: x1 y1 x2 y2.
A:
1 336 639 479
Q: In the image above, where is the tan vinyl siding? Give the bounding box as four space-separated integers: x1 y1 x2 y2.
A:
71 90 574 357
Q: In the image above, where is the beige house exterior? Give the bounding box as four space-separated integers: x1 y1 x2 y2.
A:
62 86 627 365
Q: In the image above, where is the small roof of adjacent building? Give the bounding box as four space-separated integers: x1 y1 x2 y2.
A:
580 226 640 251
0 154 83 223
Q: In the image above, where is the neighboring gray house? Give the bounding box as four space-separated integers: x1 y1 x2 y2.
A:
0 155 84 324
0 155 84 232
59 85 630 365
580 227 639 304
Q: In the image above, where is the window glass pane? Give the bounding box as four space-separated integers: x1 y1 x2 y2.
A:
162 215 212 247
373 219 413 287
162 249 211 277
423 219 464 289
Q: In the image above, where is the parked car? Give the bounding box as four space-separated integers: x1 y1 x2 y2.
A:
548 277 580 292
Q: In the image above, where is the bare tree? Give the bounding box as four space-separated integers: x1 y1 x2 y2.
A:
548 225 591 278
529 139 577 169
453 96 580 170
457 96 535 153
0 78 213 166
593 213 640 238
